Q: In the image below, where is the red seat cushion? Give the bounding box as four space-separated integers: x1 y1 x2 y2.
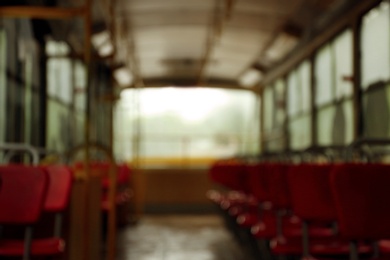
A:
42 165 73 212
0 238 65 256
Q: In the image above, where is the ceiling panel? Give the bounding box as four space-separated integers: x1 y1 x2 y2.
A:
110 0 348 87
130 11 212 28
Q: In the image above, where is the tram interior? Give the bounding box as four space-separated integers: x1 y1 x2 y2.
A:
2 0 390 260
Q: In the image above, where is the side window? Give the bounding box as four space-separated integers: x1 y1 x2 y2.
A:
361 2 390 138
287 61 312 150
315 29 354 145
263 80 286 152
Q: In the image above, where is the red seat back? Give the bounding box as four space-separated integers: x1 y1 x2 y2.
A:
74 161 118 188
268 163 291 209
330 163 390 240
0 165 48 224
117 163 131 185
42 165 73 212
208 159 248 192
288 164 336 222
246 162 271 202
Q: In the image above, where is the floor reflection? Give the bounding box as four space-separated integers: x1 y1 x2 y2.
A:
116 214 249 260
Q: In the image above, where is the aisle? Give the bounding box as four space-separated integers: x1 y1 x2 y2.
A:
116 214 250 260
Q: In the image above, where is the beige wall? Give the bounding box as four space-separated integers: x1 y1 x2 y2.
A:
132 168 215 213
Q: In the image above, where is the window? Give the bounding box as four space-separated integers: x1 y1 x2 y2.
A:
334 30 353 99
274 79 286 125
361 1 390 89
23 43 33 144
74 61 87 112
114 87 260 167
361 2 390 138
46 40 73 105
287 61 312 150
314 29 354 145
263 80 286 152
315 45 333 106
263 86 274 132
46 40 75 152
287 71 299 116
288 61 311 116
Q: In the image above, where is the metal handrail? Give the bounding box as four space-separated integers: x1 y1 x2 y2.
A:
0 143 40 165
346 138 390 162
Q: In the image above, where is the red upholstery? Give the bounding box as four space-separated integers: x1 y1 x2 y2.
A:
288 164 336 222
0 165 48 224
251 214 278 239
208 159 248 192
234 163 274 232
331 163 390 240
246 162 271 203
42 165 73 212
117 163 132 185
74 162 132 211
267 164 291 209
0 166 49 258
0 165 73 258
99 163 131 188
273 163 372 258
0 238 64 256
207 159 252 220
250 164 306 244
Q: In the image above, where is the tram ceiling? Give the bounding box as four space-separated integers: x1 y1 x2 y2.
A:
1 0 349 89
111 0 347 88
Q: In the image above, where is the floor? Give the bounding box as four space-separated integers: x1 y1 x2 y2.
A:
116 214 251 260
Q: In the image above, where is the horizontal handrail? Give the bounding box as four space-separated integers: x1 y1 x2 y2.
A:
0 143 40 165
346 138 390 162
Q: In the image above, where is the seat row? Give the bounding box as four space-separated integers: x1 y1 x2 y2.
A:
0 165 72 260
207 159 390 260
0 162 132 260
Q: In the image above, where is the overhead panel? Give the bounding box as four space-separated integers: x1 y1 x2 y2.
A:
112 0 346 87
204 0 303 83
114 0 214 83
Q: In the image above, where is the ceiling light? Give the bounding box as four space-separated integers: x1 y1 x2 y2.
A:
114 67 133 87
91 30 113 57
265 32 299 62
239 68 263 87
91 31 109 48
98 42 114 57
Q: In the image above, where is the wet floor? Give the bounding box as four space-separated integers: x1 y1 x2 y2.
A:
116 214 250 260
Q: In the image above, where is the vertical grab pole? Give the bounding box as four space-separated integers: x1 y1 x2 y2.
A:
66 143 117 260
106 1 117 259
82 0 94 259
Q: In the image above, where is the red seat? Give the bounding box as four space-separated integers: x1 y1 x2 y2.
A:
246 163 309 259
207 158 250 213
242 164 300 250
282 163 372 259
33 166 72 256
101 163 132 211
74 162 132 211
238 163 274 232
331 163 390 260
0 165 49 259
